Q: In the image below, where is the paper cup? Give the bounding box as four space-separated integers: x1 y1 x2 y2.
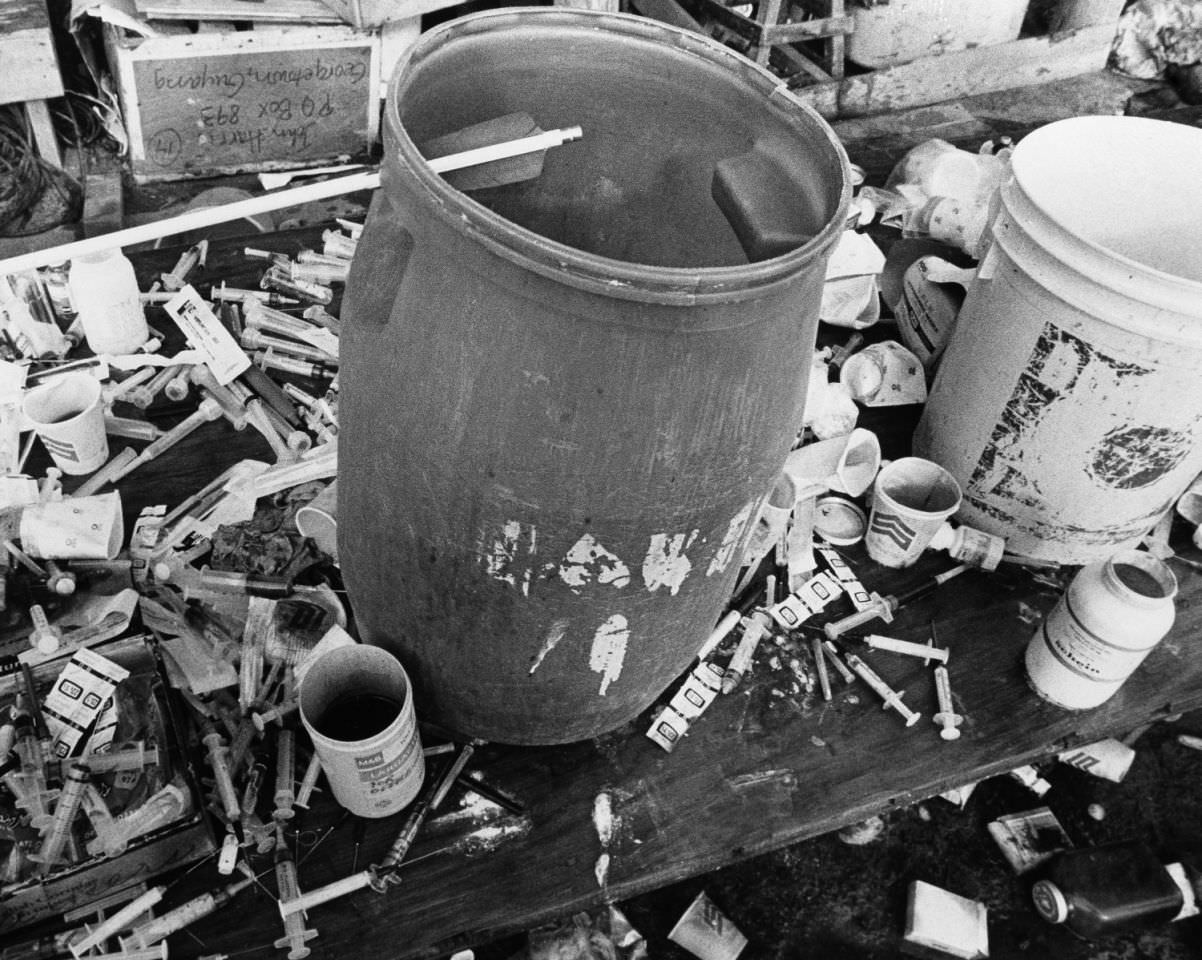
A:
295 480 338 561
22 373 108 475
299 644 424 818
19 492 124 560
866 457 962 568
840 340 927 407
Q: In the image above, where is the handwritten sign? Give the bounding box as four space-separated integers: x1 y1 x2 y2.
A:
111 28 378 180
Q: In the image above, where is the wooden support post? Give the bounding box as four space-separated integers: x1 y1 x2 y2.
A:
24 100 61 170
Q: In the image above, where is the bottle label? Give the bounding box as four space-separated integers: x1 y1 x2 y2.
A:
1040 597 1158 684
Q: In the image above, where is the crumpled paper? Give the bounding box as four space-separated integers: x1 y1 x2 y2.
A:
1112 0 1202 79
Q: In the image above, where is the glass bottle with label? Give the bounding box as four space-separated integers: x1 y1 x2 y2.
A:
1032 841 1192 939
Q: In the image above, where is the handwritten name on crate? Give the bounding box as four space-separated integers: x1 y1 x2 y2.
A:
104 26 380 181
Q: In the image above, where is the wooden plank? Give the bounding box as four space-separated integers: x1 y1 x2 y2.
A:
24 99 61 169
133 0 344 23
106 26 380 181
0 0 64 105
792 23 1117 119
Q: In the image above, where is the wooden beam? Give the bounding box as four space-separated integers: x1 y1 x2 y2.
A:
0 0 64 105
132 0 344 23
24 100 61 170
792 23 1116 119
760 14 853 44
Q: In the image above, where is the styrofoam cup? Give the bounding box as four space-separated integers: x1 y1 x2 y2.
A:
22 373 108 475
295 480 337 561
866 457 962 568
19 491 124 560
298 644 424 818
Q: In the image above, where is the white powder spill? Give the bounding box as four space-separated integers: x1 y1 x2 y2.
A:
593 791 615 847
456 817 533 857
594 852 611 888
642 530 698 595
589 614 630 695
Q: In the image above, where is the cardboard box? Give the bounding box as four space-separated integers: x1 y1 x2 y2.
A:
103 24 380 182
0 634 215 935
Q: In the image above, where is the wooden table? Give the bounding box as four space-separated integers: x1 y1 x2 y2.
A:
25 227 1202 960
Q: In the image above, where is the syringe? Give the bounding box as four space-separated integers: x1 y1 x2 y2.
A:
823 565 970 639
273 728 296 822
11 712 56 829
294 751 322 810
86 783 188 858
68 885 166 957
273 825 318 959
119 877 253 949
49 743 159 779
31 762 90 873
202 726 242 823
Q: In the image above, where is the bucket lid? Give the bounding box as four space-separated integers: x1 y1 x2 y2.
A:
383 8 852 306
1003 116 1202 328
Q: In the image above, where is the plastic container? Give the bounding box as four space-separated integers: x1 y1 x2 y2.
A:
339 8 850 744
1026 550 1177 710
1032 841 1185 939
68 248 149 355
914 117 1202 563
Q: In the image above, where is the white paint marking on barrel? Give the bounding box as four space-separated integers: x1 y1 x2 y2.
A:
529 619 570 675
643 531 698 594
590 614 630 695
706 499 758 576
483 519 537 595
558 532 631 591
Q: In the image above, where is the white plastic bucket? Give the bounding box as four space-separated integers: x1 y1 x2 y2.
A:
914 116 1202 563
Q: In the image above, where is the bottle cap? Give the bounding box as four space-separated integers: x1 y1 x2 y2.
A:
1031 879 1068 923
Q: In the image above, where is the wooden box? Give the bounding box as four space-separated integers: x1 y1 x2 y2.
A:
104 24 380 182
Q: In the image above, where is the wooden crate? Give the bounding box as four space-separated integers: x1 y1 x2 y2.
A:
104 24 380 182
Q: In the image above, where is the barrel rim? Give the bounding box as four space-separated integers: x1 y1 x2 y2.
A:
383 6 852 305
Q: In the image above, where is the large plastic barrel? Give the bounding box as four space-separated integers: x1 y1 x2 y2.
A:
915 116 1202 564
340 8 850 744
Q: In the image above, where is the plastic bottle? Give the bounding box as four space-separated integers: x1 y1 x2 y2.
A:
1026 550 1177 710
68 248 149 355
928 521 1005 571
1032 841 1190 939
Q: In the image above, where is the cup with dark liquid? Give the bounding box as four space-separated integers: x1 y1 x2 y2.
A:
299 644 425 817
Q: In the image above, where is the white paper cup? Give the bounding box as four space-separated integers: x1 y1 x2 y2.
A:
840 340 927 407
19 492 124 560
295 480 337 561
22 373 108 475
866 457 962 568
299 644 424 818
